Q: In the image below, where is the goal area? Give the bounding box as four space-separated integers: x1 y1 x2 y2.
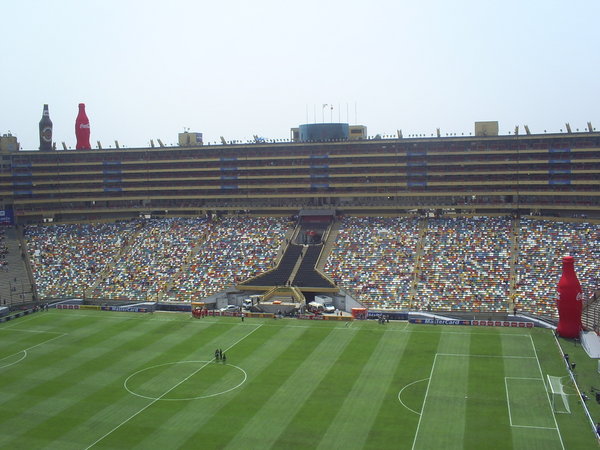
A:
547 375 571 414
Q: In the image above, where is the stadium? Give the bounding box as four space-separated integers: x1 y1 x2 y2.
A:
1 121 600 448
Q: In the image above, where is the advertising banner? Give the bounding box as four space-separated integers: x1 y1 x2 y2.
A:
410 318 470 326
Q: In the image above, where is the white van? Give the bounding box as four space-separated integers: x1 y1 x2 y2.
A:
307 302 325 314
308 301 335 314
314 295 335 313
322 303 336 314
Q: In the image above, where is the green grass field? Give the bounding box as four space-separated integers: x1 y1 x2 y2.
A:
0 310 597 449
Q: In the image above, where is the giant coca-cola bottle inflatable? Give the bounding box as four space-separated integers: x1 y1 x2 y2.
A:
39 104 53 151
556 255 583 338
75 103 91 149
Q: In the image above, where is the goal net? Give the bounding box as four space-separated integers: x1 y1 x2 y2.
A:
547 375 571 414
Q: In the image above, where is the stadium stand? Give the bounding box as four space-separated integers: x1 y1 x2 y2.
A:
324 217 420 309
164 216 289 301
415 216 512 312
18 214 600 317
26 221 141 298
92 217 211 301
244 243 302 287
515 218 600 317
1 128 598 318
0 226 7 270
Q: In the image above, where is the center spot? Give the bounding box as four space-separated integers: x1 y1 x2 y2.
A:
124 360 247 401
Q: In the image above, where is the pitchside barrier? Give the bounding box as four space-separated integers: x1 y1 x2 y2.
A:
367 311 409 321
409 318 534 328
194 310 276 319
38 304 537 328
56 304 155 313
0 306 40 323
297 314 352 322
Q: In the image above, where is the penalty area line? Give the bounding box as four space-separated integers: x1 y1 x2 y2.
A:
0 333 67 369
84 323 263 450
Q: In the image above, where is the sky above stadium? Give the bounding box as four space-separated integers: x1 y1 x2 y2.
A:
2 0 599 150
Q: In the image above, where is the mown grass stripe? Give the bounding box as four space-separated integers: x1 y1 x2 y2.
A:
0 314 203 448
508 331 565 450
464 332 511 449
0 329 59 359
272 327 386 449
120 321 298 449
0 314 596 449
315 326 410 450
411 329 472 450
0 313 240 448
220 325 356 449
0 312 153 408
78 321 266 447
364 324 442 449
84 323 264 449
67 320 255 449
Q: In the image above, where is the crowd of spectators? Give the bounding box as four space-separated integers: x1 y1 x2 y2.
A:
0 226 8 271
415 217 512 312
325 217 419 309
92 218 211 301
21 215 600 316
515 218 600 317
25 216 289 302
164 216 290 301
25 222 140 297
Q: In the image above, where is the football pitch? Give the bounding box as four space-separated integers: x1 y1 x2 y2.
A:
0 310 596 449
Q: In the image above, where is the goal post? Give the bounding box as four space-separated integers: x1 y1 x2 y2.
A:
547 375 571 414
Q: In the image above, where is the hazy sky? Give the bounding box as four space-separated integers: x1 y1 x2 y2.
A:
2 0 599 149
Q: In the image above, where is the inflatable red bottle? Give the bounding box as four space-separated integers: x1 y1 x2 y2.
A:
556 255 583 338
75 103 91 149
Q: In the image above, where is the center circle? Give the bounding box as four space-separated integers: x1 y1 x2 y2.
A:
124 360 247 401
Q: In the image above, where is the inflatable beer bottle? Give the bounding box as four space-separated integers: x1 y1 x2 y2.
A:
556 255 583 338
39 104 53 151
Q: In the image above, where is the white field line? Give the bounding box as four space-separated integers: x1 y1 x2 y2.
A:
413 350 551 450
437 353 535 359
511 424 559 430
0 333 67 369
398 378 429 416
505 377 514 427
505 377 543 380
411 353 437 450
0 328 64 334
529 334 565 450
401 328 531 337
84 323 263 450
505 377 549 429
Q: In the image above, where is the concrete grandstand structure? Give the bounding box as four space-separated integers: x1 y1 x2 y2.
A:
1 124 599 326
2 125 599 221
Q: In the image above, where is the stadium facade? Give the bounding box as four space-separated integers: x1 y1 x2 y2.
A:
1 123 599 223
